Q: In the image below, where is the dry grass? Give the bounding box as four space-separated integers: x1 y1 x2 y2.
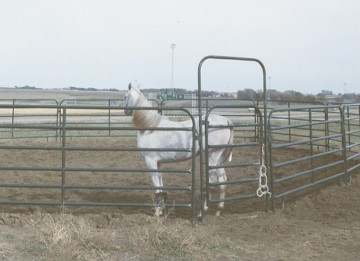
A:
0 207 206 261
130 216 197 260
22 208 121 260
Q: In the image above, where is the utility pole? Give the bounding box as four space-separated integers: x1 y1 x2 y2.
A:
171 44 176 94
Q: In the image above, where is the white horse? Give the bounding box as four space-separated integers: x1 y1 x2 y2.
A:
124 84 233 217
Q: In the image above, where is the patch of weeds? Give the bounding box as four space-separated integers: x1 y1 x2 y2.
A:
131 218 197 260
205 238 239 259
20 234 47 254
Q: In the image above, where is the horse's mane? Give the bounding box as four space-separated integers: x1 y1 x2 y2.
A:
132 90 162 129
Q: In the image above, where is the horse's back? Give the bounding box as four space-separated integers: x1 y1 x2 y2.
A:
204 113 233 136
207 114 232 125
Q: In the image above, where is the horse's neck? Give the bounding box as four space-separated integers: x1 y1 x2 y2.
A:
132 94 162 128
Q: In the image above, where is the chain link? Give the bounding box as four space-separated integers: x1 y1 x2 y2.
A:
256 144 271 198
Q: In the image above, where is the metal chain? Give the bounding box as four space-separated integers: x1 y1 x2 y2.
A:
256 144 272 198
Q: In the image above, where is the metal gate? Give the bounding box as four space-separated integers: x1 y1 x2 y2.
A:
204 105 267 212
197 55 269 217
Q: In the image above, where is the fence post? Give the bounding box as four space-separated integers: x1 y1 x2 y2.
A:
108 100 111 137
309 109 314 183
11 100 15 139
267 110 275 211
340 105 349 183
61 107 67 204
56 106 61 141
287 101 291 143
325 107 330 151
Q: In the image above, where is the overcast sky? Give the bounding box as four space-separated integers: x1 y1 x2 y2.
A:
0 0 359 94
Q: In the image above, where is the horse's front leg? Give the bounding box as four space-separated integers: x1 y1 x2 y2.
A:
144 157 164 216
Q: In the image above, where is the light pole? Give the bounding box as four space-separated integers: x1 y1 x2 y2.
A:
268 76 271 100
171 44 176 94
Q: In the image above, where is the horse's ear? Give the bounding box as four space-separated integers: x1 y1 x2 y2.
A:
128 83 132 90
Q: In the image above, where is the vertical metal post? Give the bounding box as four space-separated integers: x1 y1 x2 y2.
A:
191 116 197 223
61 107 67 204
346 105 351 150
309 109 314 182
288 102 291 143
171 43 176 92
197 61 205 219
325 107 330 151
11 100 15 139
339 106 349 182
56 106 61 141
267 112 275 210
108 100 111 137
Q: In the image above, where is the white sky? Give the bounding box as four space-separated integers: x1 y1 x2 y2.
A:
0 0 359 94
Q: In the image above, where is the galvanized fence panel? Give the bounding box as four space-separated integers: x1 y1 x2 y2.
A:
0 105 197 222
343 104 360 179
267 105 347 208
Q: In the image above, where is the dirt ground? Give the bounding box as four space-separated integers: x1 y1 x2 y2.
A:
0 138 359 260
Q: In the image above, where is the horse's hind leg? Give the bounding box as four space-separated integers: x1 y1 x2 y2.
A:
197 169 216 218
216 168 227 217
197 169 217 218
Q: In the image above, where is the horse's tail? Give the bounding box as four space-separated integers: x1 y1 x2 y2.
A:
219 121 234 165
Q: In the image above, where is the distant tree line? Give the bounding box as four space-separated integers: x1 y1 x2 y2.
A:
12 86 121 92
237 88 360 103
65 87 120 92
11 85 360 102
237 88 317 102
14 85 39 90
146 87 360 102
142 88 233 98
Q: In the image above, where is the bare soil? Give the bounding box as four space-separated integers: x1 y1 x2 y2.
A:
0 138 359 260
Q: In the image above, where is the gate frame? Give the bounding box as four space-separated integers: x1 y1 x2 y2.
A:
197 55 268 218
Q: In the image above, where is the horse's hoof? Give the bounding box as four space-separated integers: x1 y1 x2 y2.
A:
215 210 221 217
154 207 163 217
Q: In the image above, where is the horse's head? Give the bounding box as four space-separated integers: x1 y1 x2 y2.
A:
124 83 141 116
